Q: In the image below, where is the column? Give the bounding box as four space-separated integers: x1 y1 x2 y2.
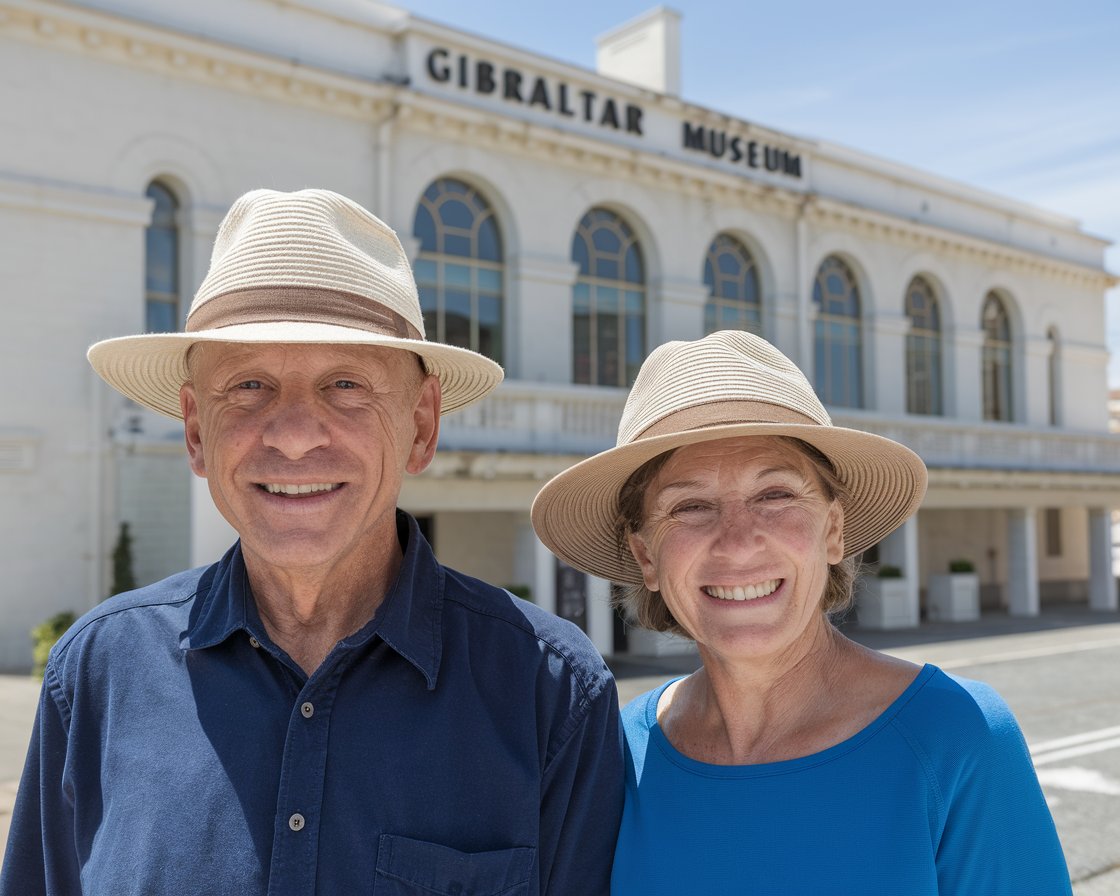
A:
1007 508 1040 616
586 575 614 657
869 312 911 415
509 256 579 383
513 516 557 616
1088 508 1118 611
877 515 920 623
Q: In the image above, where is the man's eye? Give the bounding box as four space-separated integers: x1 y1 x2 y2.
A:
760 489 795 502
672 502 714 517
334 380 358 390
237 380 262 390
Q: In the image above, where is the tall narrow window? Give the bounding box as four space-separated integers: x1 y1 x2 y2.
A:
905 276 943 415
1048 327 1060 426
571 209 645 387
812 255 862 408
703 234 761 336
144 181 180 333
981 292 1013 422
413 178 504 363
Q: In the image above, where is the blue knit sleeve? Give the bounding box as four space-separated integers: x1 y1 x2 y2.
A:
915 674 1072 895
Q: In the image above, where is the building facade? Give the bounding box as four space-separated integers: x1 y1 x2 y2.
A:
1 0 1117 668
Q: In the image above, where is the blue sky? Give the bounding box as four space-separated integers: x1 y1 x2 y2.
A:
400 0 1120 383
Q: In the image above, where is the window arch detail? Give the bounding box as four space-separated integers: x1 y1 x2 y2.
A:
981 292 1013 422
144 181 181 333
703 234 761 336
905 276 943 415
571 208 646 387
812 255 862 408
412 178 504 363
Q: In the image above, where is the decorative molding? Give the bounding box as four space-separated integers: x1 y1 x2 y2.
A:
0 171 151 224
0 430 39 473
0 0 395 121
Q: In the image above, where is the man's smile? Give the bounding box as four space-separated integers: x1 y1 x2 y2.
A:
258 482 342 496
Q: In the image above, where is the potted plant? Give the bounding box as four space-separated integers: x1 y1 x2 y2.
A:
927 559 980 621
857 564 918 630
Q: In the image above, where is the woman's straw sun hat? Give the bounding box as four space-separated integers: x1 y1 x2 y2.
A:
87 188 503 418
531 329 927 584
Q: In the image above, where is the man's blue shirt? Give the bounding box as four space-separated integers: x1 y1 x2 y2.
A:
1 512 623 895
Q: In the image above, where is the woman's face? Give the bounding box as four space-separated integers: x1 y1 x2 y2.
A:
628 436 844 665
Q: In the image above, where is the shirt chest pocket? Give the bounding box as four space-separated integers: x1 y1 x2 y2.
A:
374 834 535 896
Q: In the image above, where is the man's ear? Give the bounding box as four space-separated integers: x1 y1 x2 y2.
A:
180 384 207 478
627 531 660 592
405 375 441 475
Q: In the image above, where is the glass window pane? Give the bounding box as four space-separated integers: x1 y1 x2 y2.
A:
597 314 620 386
624 246 643 283
413 205 437 252
146 300 176 334
597 286 619 313
572 234 590 276
573 282 590 311
444 233 471 257
440 199 474 232
477 218 501 262
413 258 437 285
477 267 502 293
443 290 472 349
595 257 619 281
444 263 471 289
593 227 621 256
145 229 176 293
573 311 591 384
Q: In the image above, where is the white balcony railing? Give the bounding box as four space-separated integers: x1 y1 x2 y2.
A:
441 381 1120 475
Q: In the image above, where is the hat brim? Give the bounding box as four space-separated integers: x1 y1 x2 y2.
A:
531 421 928 583
87 322 504 419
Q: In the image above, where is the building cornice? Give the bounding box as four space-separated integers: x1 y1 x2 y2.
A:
0 170 152 223
1 0 396 120
3 0 1113 289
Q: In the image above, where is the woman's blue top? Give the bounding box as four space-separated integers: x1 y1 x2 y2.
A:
612 664 1072 895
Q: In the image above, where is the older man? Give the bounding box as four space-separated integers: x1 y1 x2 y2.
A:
1 189 623 895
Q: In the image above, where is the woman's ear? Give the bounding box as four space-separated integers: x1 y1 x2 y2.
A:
824 500 844 565
627 531 660 592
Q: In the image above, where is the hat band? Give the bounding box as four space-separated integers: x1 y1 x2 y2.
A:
631 400 826 442
186 287 423 340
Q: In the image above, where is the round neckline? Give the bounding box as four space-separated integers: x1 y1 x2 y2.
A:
645 662 937 778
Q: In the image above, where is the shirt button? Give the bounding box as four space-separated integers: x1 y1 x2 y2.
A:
300 702 314 719
289 813 305 832
249 636 261 649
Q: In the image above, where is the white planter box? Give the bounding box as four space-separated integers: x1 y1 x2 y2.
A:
927 573 980 622
857 578 918 630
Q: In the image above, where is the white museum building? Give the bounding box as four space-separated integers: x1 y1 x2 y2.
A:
1 0 1118 668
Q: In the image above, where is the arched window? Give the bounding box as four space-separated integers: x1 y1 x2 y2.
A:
1048 327 1060 426
812 255 862 408
981 292 1013 421
144 181 180 333
412 178 504 363
905 276 942 415
703 234 761 336
571 208 645 387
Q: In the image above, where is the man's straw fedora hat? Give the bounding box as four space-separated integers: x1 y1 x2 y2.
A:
88 188 503 418
531 330 927 584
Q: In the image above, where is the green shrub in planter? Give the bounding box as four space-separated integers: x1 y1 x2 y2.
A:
877 564 903 579
31 610 77 678
948 559 975 574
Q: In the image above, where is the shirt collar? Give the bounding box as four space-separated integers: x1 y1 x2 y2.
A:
180 512 444 689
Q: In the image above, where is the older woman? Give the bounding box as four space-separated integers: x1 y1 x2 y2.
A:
532 330 1071 895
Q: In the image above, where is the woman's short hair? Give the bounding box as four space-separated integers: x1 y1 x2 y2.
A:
613 436 857 637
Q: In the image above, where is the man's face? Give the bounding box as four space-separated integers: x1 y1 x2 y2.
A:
180 342 440 579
